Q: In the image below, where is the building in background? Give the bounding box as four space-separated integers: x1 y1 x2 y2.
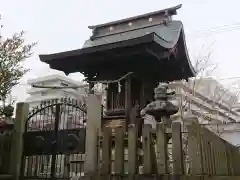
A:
168 78 240 146
25 74 90 133
205 123 240 147
169 78 240 124
25 74 88 109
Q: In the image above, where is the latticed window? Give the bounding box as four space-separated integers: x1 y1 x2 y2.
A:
61 82 69 86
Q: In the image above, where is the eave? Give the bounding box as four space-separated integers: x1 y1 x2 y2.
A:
39 23 195 81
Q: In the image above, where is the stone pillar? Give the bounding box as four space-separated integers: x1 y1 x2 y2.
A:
84 94 102 175
9 102 29 180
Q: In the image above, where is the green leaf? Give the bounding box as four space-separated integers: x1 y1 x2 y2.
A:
0 15 37 116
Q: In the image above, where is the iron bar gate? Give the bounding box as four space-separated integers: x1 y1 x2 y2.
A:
20 99 86 179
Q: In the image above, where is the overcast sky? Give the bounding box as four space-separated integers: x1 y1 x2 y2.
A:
1 0 240 102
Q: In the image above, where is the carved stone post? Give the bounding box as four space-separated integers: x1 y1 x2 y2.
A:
10 102 29 180
84 94 102 176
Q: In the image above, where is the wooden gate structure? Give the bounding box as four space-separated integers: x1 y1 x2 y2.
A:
20 99 86 179
83 119 240 180
27 3 240 180
9 98 240 180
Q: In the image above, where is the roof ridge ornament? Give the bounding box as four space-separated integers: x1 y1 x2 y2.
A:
89 4 181 39
88 4 182 30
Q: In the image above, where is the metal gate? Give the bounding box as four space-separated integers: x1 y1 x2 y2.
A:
20 98 86 179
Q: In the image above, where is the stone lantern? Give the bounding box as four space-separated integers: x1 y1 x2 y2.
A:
3 105 14 118
141 83 179 128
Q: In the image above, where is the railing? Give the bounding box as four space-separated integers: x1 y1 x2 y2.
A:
96 122 185 175
84 121 240 179
187 122 240 176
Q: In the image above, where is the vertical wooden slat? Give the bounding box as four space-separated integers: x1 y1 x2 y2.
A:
215 137 221 175
222 142 228 175
201 129 210 175
231 145 236 175
142 124 152 174
221 141 226 175
224 143 229 175
208 130 215 175
125 76 132 128
139 81 145 108
128 124 138 175
213 140 217 175
207 131 215 175
101 127 112 175
151 138 157 174
195 123 204 175
207 141 212 174
231 147 235 175
209 142 216 175
218 139 225 175
172 122 184 175
234 147 240 175
156 122 168 175
129 107 137 126
200 129 208 175
226 143 234 175
114 126 124 175
227 144 234 175
186 123 202 175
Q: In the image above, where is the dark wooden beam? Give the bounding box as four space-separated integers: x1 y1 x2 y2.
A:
125 76 132 129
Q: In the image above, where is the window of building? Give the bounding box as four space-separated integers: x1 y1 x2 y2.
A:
61 82 69 87
63 92 69 98
41 92 47 96
84 87 88 94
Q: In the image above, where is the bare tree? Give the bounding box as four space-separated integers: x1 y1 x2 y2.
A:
178 50 216 116
177 45 239 124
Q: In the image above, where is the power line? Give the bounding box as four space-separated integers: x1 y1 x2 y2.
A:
193 22 240 33
195 26 240 37
190 22 240 37
218 77 240 81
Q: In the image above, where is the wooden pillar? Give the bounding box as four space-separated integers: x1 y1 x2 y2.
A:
156 122 168 175
100 127 112 176
128 124 138 175
142 124 153 174
9 102 29 180
89 82 94 94
84 94 102 175
172 122 184 175
114 126 124 175
104 84 109 112
125 76 132 129
140 80 145 108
